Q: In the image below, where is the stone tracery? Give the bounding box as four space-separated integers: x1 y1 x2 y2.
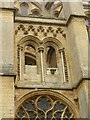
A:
14 0 63 18
15 24 66 37
15 94 74 119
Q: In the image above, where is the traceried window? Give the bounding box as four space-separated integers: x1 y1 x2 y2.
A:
46 46 57 68
15 94 74 119
20 2 28 15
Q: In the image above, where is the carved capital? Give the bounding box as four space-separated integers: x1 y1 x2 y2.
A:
38 46 44 52
58 48 64 53
17 45 23 50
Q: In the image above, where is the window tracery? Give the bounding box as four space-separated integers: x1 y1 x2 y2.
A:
15 94 74 119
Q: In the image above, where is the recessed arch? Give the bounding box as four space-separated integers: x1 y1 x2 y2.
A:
20 2 29 15
15 90 80 119
42 37 63 50
25 55 36 65
18 35 40 49
46 46 57 68
25 49 36 65
14 0 42 12
31 8 41 16
17 35 40 80
43 37 64 70
25 45 36 65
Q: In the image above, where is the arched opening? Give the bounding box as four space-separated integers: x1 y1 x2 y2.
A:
25 45 36 65
15 90 78 119
46 46 57 68
17 35 40 81
24 45 38 79
25 55 36 65
20 2 28 15
31 9 41 16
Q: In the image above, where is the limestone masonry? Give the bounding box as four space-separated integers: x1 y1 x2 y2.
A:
0 0 89 119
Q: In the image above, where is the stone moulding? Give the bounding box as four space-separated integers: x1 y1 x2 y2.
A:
15 90 80 118
15 24 66 38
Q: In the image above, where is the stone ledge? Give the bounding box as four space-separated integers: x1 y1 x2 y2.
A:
0 64 16 76
15 16 66 26
15 78 89 90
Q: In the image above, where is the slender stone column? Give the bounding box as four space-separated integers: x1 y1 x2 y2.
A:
59 48 66 83
38 46 44 82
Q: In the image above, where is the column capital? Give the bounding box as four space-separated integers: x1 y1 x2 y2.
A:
58 48 64 53
38 46 44 52
17 45 23 50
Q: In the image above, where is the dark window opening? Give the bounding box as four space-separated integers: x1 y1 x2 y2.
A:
25 45 36 65
46 46 57 68
25 55 36 65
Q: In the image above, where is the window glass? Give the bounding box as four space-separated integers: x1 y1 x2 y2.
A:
20 2 28 15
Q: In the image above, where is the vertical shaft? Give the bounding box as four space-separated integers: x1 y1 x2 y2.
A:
38 46 44 82
59 49 66 83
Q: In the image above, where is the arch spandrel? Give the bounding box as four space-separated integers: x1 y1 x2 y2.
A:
15 90 80 119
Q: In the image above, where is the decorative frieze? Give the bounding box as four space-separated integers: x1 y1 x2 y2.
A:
15 24 66 38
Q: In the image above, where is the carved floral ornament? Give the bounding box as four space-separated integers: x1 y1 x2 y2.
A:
15 91 79 119
15 24 66 38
